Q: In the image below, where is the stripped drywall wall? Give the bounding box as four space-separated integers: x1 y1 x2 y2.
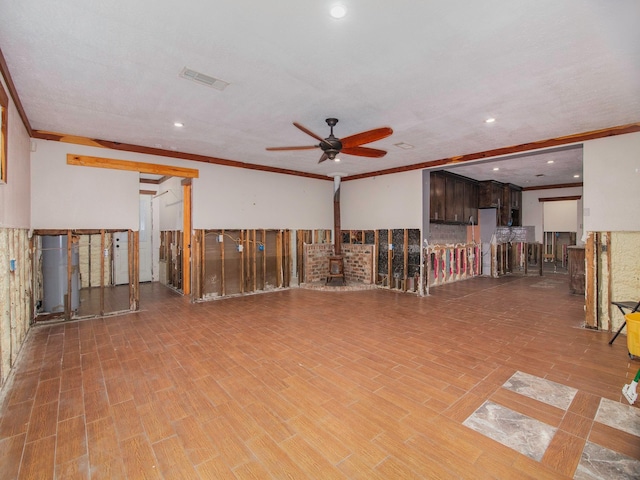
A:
0 228 32 388
608 231 640 333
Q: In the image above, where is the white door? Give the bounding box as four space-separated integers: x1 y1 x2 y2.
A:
139 196 153 282
114 232 129 285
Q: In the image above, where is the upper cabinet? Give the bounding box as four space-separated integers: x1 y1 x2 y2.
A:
431 173 522 227
430 172 446 222
478 180 522 226
430 171 478 224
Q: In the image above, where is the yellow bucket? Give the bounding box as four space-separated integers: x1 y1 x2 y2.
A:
625 312 640 357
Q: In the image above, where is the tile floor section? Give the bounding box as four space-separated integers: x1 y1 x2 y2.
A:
1 276 640 479
464 371 640 479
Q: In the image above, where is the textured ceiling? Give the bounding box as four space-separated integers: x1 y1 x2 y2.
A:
1 0 639 184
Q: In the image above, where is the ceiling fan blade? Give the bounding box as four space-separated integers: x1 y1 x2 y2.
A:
340 127 393 148
293 122 326 143
341 146 387 158
318 152 329 163
266 145 318 151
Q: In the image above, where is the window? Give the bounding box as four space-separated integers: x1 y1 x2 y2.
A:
0 80 7 183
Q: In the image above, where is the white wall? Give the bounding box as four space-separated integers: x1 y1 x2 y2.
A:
341 170 423 229
0 76 31 228
193 167 333 229
158 177 184 231
30 139 334 231
522 186 583 244
583 132 640 232
31 141 139 229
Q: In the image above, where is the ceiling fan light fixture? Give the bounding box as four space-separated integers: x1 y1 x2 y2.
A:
330 5 347 19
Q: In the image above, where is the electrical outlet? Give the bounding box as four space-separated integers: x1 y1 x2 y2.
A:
388 244 393 251
237 244 243 252
218 234 224 242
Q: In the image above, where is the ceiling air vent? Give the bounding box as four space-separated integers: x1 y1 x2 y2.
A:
179 67 229 91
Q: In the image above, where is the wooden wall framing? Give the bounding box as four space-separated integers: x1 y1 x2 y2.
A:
196 229 292 300
32 229 140 321
0 228 32 388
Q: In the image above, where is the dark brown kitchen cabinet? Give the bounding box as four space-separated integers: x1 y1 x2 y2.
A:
430 171 478 224
430 172 446 222
509 184 522 226
479 180 522 226
445 175 465 222
464 181 478 224
478 180 503 209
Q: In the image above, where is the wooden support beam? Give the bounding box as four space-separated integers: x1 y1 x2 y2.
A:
99 231 105 316
252 230 257 292
182 181 192 296
239 231 245 294
276 231 283 288
387 230 393 288
67 154 199 178
139 178 160 185
374 230 379 285
66 230 72 321
288 230 292 287
522 182 582 191
131 230 139 311
403 229 409 292
296 230 303 285
538 195 582 202
262 230 267 290
221 229 225 297
584 232 597 328
603 232 612 332
192 230 202 300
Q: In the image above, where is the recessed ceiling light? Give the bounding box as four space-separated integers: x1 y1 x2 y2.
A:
547 160 554 164
573 174 580 178
485 118 496 123
174 122 184 127
334 157 341 162
492 167 499 171
330 5 347 18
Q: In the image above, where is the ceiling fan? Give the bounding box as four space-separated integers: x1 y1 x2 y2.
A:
266 118 393 163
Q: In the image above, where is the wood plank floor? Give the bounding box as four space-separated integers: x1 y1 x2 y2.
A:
1 275 638 479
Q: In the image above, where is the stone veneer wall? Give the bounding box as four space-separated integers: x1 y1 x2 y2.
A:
304 244 374 284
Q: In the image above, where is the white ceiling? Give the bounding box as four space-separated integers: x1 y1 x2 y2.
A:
1 1 639 185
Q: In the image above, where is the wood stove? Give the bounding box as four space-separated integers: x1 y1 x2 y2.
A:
326 255 345 285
